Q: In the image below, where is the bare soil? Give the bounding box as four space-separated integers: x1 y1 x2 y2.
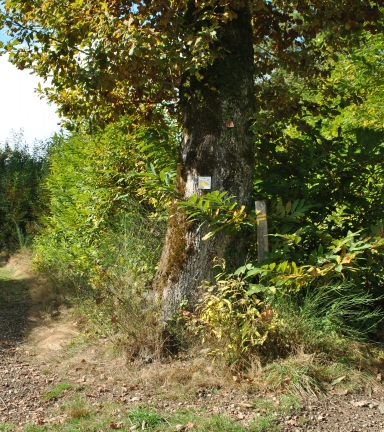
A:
1 251 384 431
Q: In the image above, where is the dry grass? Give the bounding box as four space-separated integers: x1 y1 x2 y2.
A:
55 336 384 404
135 356 234 391
65 397 93 419
68 295 384 402
244 348 384 398
5 247 35 278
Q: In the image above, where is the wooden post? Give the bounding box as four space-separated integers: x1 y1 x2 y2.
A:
255 201 268 262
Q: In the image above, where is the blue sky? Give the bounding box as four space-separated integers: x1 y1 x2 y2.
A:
0 27 61 146
0 23 9 43
0 28 8 43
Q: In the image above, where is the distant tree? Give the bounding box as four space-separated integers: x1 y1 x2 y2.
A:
0 132 48 250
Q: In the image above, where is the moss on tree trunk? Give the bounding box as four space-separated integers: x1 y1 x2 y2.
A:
153 3 255 319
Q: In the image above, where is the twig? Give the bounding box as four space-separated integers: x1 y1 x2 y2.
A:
0 395 9 416
164 417 172 427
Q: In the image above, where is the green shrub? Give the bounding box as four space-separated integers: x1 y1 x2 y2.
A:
0 132 49 251
34 113 176 279
183 261 278 366
33 117 175 357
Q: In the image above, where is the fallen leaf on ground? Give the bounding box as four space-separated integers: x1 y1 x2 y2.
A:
330 375 346 386
351 400 370 407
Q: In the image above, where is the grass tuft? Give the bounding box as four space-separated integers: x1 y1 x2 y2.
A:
63 395 93 420
127 408 165 429
43 382 73 400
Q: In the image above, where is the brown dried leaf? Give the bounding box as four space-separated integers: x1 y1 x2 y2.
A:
110 421 124 429
260 306 274 323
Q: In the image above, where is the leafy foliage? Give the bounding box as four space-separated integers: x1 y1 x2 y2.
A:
33 120 174 359
178 191 254 240
0 132 48 250
183 259 382 367
1 0 382 126
328 33 384 131
183 261 276 366
241 46 383 331
34 116 177 280
177 37 384 358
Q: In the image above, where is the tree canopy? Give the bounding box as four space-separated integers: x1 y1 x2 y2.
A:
1 0 382 127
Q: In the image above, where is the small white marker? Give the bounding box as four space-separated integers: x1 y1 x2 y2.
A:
198 176 211 190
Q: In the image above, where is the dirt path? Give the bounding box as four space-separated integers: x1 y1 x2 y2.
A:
1 252 384 431
0 255 31 348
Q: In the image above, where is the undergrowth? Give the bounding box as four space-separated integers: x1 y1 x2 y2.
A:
35 210 166 361
30 115 384 400
177 264 384 396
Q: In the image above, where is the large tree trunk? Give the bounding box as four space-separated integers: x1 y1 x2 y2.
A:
153 3 254 320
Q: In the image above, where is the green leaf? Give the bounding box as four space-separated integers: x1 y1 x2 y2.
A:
247 284 266 294
290 199 299 214
189 194 197 204
202 231 215 240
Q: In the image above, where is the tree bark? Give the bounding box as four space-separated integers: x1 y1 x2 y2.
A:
153 2 254 320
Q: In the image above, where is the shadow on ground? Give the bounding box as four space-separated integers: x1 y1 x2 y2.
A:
0 268 33 348
0 252 9 267
0 250 80 364
0 250 59 351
